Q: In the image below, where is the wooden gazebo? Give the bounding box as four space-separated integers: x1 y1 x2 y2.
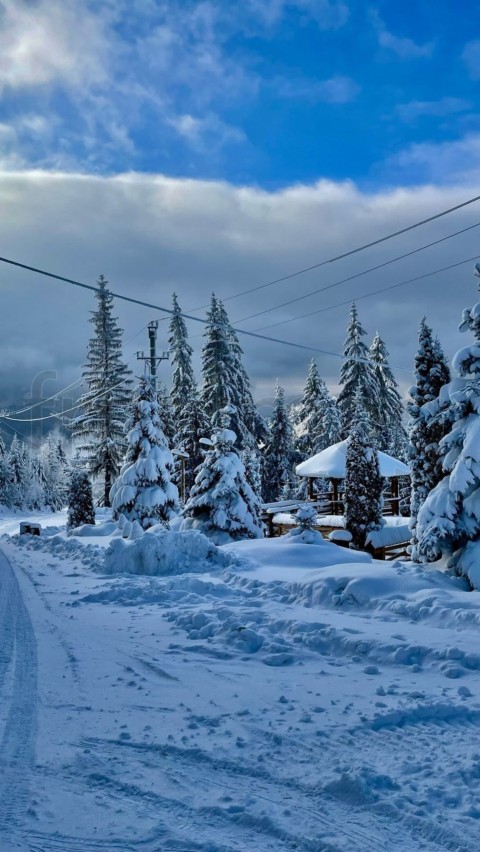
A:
296 440 410 516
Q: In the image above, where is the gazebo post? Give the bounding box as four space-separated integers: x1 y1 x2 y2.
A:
332 478 340 514
308 477 314 500
391 476 399 516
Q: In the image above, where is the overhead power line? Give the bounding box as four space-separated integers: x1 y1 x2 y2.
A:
233 220 480 326
185 192 480 312
10 377 84 416
2 381 126 423
255 254 480 333
0 254 414 372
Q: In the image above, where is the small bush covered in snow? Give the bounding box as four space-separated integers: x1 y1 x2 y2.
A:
104 528 234 576
67 468 95 529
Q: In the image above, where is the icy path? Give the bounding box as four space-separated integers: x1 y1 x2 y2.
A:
1 530 480 850
0 550 37 850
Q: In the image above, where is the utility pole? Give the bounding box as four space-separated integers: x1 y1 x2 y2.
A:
136 321 169 390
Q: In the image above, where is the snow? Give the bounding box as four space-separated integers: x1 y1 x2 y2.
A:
296 439 410 479
1 506 480 851
105 529 234 576
365 524 410 549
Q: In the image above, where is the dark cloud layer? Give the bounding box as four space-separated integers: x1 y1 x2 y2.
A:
1 170 479 419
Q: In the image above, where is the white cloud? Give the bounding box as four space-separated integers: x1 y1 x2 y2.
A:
275 74 359 103
371 11 434 59
462 40 480 79
396 97 471 122
386 134 480 185
167 113 246 150
0 168 477 404
246 0 349 30
0 0 110 92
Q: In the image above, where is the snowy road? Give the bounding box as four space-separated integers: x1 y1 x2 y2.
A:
1 523 480 850
0 550 37 851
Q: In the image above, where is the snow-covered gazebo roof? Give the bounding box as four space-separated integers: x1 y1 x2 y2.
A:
296 440 410 480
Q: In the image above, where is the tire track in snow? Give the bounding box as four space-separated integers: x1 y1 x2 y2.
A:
74 735 454 852
0 549 38 846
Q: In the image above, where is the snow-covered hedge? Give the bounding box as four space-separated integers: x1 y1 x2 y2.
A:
104 528 234 576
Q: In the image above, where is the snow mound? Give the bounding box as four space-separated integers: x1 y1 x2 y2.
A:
68 521 117 537
104 528 235 576
224 534 370 583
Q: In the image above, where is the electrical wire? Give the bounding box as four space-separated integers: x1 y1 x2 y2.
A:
0 255 417 373
184 192 480 312
255 254 480 333
232 221 480 326
10 377 84 416
1 381 126 423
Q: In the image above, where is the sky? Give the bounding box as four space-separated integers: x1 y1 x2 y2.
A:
1 0 480 433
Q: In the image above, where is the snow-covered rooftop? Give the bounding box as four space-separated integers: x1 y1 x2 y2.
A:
296 439 410 479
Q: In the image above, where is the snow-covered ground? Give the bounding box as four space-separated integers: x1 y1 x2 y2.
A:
1 509 480 851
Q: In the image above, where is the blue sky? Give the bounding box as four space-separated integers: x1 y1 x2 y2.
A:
1 0 480 188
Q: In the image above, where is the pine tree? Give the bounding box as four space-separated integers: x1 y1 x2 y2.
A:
408 318 451 559
173 390 210 500
337 303 380 439
416 278 480 586
201 294 235 421
6 437 32 508
110 376 179 529
263 383 295 502
40 435 69 511
201 295 265 451
319 393 342 451
294 360 326 457
0 432 9 505
72 275 132 506
157 383 175 446
67 469 95 529
344 392 384 550
168 293 196 424
182 407 263 543
369 331 407 454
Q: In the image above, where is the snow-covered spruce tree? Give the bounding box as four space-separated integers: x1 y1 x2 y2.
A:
263 383 295 502
344 392 384 550
202 294 236 421
319 393 342 450
0 432 9 505
6 437 32 508
201 295 266 452
369 331 407 455
72 275 132 506
40 435 69 511
295 360 329 457
416 279 480 586
181 407 263 544
173 390 210 500
337 303 380 439
157 383 175 446
408 318 451 559
168 292 196 424
67 468 95 529
110 376 179 529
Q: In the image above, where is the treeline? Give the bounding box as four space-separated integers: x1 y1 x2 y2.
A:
0 434 69 511
68 277 413 510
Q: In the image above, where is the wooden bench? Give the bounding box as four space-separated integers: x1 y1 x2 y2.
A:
366 525 411 561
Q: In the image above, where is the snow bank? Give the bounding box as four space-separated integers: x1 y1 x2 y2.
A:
224 534 370 583
104 528 235 576
68 521 117 537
